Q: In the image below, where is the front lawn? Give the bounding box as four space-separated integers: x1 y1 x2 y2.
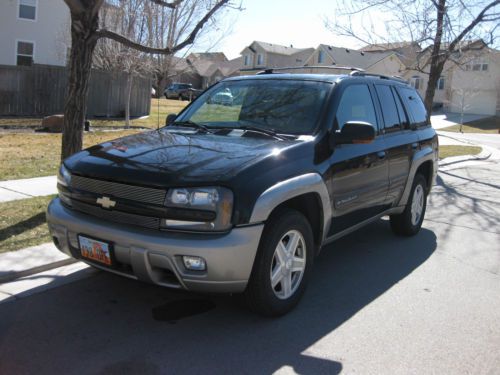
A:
0 130 141 181
440 116 500 134
439 145 482 159
0 98 188 129
0 195 55 253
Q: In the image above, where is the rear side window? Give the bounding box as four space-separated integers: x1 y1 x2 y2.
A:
399 87 427 127
375 84 400 131
392 88 409 128
336 84 378 130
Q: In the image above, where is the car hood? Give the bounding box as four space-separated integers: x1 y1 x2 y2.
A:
64 129 306 187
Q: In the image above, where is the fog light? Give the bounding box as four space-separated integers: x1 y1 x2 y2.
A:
183 256 206 271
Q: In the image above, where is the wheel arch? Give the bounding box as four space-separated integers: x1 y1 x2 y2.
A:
249 173 331 252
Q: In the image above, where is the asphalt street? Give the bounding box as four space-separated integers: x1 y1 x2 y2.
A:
1 157 499 374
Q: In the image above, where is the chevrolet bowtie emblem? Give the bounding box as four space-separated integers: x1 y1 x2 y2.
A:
96 196 116 209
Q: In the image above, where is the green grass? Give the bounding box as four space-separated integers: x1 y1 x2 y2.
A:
0 195 55 253
440 116 500 134
0 98 188 129
439 145 482 159
0 130 141 181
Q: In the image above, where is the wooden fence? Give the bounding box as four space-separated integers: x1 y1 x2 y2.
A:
0 65 151 118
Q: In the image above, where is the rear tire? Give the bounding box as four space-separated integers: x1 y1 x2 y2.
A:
390 174 428 236
244 208 314 316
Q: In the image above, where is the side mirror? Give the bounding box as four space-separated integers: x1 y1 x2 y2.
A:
330 121 376 146
165 113 177 126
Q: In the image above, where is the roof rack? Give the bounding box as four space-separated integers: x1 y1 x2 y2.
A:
349 71 408 83
256 66 365 75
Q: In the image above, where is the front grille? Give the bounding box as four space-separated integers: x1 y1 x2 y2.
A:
71 175 166 205
72 200 160 230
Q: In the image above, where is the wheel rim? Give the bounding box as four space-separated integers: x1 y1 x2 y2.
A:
411 184 425 226
270 230 306 300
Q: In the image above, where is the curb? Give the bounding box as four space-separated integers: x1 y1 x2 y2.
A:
439 147 491 167
0 258 78 284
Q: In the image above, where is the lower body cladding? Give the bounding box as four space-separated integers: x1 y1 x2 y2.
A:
46 198 264 293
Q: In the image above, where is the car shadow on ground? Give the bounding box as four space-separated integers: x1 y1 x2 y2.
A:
0 220 437 375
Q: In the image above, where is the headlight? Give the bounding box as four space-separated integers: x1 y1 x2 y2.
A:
57 164 71 187
163 187 233 231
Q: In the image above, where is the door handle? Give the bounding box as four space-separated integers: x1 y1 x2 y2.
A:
377 151 386 159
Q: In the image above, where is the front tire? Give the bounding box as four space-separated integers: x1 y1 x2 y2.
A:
390 174 428 236
245 208 314 316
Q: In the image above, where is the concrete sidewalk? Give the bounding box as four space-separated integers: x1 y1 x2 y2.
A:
0 175 57 202
0 243 76 284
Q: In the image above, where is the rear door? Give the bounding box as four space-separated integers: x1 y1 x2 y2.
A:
327 83 390 236
374 84 418 206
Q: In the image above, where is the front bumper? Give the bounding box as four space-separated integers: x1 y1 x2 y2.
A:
46 198 263 293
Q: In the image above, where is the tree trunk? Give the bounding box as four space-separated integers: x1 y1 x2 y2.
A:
61 9 99 161
423 0 446 120
125 73 133 129
424 60 445 116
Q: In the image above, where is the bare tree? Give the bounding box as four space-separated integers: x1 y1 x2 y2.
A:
325 0 500 116
62 0 233 160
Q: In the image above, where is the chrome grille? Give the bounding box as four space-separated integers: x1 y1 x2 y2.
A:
71 175 166 205
71 200 160 230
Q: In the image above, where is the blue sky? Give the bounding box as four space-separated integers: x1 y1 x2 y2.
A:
210 0 363 59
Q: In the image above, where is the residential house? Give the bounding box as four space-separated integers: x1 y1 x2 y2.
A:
240 41 314 73
0 0 70 66
303 44 407 76
401 40 500 115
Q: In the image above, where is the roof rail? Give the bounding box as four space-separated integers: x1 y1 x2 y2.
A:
256 66 365 75
349 71 408 83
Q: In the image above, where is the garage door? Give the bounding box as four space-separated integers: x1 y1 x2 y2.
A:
450 90 497 115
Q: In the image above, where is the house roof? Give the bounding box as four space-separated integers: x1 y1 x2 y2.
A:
240 41 311 56
187 52 228 63
310 44 396 69
360 41 419 52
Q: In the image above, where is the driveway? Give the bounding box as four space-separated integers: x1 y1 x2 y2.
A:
431 111 490 130
0 159 499 374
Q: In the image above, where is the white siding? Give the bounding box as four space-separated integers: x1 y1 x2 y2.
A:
0 0 70 66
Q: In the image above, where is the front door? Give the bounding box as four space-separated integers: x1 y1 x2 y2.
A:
327 83 389 236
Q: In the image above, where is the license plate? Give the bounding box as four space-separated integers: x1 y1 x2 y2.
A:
78 235 112 266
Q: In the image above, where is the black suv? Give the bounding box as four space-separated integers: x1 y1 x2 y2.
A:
48 72 438 316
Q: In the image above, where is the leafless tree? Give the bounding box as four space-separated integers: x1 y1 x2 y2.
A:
325 0 500 117
61 0 234 160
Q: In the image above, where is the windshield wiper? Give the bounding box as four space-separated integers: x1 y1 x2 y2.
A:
224 125 289 140
171 120 214 134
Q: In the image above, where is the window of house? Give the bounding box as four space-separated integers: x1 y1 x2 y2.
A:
375 84 401 131
257 54 263 66
244 55 250 66
437 76 445 90
465 60 488 71
335 84 378 130
16 41 34 66
318 50 325 63
19 0 37 20
410 76 421 90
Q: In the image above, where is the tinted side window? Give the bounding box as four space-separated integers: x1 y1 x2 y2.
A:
399 87 427 126
375 84 400 131
336 84 377 130
392 87 409 128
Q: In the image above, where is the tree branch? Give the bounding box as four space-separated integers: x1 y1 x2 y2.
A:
447 0 500 53
148 0 183 9
63 0 85 14
96 0 230 55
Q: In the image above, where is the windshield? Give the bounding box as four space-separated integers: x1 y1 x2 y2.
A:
175 79 331 135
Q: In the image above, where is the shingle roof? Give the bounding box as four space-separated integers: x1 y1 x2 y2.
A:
314 44 395 69
242 41 311 56
360 42 417 52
